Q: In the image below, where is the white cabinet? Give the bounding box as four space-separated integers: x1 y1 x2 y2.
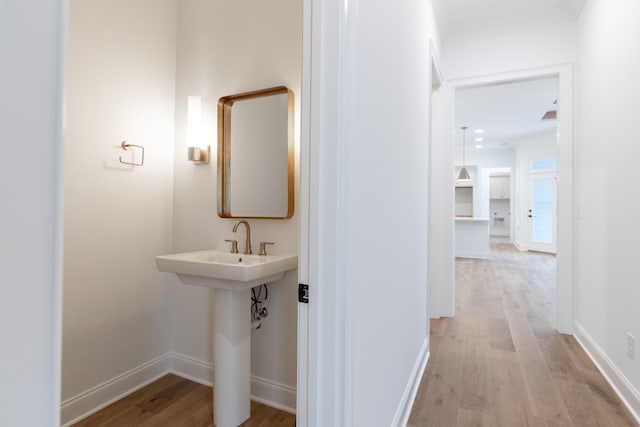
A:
455 218 490 259
490 175 510 199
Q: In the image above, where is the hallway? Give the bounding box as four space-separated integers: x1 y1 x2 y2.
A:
408 240 637 426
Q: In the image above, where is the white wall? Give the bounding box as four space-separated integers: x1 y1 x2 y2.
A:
60 0 301 419
444 20 578 80
0 0 64 425
62 0 176 417
305 0 440 425
171 0 301 410
574 0 640 414
350 3 434 422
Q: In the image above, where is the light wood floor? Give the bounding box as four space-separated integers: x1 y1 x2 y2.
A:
408 238 638 426
74 239 637 427
72 374 295 427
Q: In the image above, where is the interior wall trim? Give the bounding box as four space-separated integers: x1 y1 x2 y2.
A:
61 352 298 426
250 375 297 414
446 63 575 334
169 351 213 386
60 353 171 426
454 251 492 260
574 321 640 425
169 352 297 414
391 339 430 427
169 352 297 413
513 240 527 251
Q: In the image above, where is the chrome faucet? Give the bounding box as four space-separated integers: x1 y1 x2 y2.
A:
232 220 252 254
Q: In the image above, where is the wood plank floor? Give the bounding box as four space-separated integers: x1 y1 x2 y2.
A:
73 238 637 426
72 374 295 427
408 238 638 427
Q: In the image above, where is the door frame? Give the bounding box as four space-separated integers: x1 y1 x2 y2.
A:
298 2 446 423
296 0 313 423
428 42 444 319
297 0 354 425
442 64 574 333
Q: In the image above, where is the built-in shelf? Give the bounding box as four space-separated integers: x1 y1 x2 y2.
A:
455 186 473 217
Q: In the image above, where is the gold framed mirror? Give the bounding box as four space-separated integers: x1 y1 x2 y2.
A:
217 86 294 219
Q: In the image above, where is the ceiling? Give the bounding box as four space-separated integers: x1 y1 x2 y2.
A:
455 76 558 149
432 0 587 41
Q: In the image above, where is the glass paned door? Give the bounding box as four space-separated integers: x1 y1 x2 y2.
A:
528 173 557 253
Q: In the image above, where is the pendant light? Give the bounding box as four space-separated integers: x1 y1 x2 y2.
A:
457 126 471 181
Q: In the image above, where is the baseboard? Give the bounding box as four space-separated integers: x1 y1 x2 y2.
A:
455 251 491 260
169 352 213 386
574 321 640 424
61 352 297 425
514 240 526 251
251 375 297 414
169 352 297 414
60 353 172 426
391 339 430 427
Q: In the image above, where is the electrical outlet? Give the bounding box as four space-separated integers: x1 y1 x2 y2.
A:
627 333 635 360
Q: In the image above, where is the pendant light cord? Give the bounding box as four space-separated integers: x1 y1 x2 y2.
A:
461 126 467 167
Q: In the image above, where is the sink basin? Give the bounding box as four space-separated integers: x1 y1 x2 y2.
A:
155 249 298 290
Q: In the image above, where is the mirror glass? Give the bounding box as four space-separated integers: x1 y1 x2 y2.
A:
217 86 294 219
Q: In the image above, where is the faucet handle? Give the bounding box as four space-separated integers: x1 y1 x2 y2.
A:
225 239 238 254
258 242 275 256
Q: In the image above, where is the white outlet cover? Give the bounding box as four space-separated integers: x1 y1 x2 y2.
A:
627 333 635 360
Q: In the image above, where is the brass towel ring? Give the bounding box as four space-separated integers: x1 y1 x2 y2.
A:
119 141 144 166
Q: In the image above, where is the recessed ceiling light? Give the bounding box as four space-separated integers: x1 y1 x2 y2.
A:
475 144 483 149
475 137 483 142
475 129 484 134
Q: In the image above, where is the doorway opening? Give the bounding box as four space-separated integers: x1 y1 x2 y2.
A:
448 65 574 333
487 167 512 241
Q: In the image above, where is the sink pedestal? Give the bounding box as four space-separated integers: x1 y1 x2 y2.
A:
155 249 298 426
213 288 251 427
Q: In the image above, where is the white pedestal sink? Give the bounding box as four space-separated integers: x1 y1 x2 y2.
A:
156 250 297 427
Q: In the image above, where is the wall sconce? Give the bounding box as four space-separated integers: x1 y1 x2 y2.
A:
187 95 209 164
187 146 210 164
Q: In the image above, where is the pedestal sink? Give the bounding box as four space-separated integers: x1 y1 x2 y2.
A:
156 250 297 427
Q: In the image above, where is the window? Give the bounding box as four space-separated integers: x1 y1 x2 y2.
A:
530 158 557 171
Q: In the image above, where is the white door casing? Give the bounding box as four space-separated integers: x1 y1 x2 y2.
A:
445 64 574 334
